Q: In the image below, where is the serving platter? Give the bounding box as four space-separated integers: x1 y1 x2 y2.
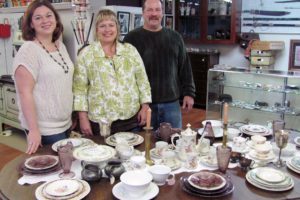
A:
239 125 272 136
24 155 59 171
105 134 144 146
73 144 116 162
255 167 286 183
52 138 94 152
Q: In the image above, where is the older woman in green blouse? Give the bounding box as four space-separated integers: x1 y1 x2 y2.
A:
73 9 151 136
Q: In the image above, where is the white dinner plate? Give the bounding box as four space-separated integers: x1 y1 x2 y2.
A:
255 167 286 183
44 179 80 197
112 182 159 200
293 137 300 147
36 179 90 200
24 155 59 171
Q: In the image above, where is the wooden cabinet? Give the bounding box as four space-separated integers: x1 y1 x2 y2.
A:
0 77 21 132
189 51 219 108
175 0 241 44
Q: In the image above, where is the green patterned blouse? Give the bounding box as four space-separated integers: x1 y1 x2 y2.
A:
73 41 152 122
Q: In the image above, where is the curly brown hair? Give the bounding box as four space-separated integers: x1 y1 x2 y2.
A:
22 0 63 42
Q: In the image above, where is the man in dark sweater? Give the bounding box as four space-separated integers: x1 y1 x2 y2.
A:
123 0 195 130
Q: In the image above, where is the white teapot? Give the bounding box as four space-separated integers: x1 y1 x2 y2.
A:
171 124 197 160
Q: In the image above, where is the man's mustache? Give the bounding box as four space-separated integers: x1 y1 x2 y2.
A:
149 17 159 20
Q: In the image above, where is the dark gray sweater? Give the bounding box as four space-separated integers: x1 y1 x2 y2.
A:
123 27 195 103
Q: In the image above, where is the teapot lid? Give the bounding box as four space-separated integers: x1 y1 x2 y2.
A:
181 123 196 135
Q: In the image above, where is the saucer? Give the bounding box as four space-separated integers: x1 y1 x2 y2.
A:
112 182 159 200
227 142 250 153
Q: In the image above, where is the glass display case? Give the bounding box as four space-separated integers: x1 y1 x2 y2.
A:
175 0 241 44
206 68 300 131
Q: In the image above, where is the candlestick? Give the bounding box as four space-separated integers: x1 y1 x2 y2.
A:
222 123 228 147
143 127 154 166
223 103 228 125
146 108 152 129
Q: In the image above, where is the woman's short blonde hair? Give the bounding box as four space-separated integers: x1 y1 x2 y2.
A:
94 9 120 42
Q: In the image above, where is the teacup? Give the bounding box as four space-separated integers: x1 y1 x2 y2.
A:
161 150 176 166
148 165 175 186
196 138 210 155
155 141 168 157
184 152 199 169
130 156 146 170
227 128 241 141
115 143 134 160
233 136 248 149
251 135 266 146
255 143 272 158
120 171 152 197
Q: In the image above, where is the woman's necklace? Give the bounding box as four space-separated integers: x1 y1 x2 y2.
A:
37 39 69 74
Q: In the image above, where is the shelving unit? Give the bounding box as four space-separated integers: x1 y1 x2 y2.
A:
206 68 300 130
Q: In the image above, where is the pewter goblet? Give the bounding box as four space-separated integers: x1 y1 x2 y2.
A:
58 141 75 178
274 130 289 168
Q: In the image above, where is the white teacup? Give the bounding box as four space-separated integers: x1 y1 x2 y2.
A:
130 156 146 170
233 136 248 148
155 141 168 156
251 135 266 146
148 165 175 186
184 152 199 169
120 170 152 197
197 138 210 155
116 143 134 160
255 143 272 158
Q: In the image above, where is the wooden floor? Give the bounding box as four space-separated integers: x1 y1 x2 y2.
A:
0 108 206 170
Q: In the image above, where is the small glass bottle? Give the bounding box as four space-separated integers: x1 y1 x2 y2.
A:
203 121 215 145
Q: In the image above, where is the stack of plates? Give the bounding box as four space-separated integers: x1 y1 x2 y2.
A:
239 125 272 136
21 155 60 175
35 179 90 200
52 138 94 152
248 150 275 162
287 156 300 174
105 132 144 146
180 171 234 198
246 167 294 191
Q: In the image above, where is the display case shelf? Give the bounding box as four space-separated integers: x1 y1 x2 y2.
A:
206 68 300 131
0 2 73 13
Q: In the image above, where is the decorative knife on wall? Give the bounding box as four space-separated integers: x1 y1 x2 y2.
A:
243 17 300 21
243 23 300 27
243 10 290 16
275 0 300 3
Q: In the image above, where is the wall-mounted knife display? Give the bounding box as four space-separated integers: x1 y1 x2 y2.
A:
242 0 300 33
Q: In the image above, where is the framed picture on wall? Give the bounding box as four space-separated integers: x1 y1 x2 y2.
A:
117 11 130 35
165 16 173 29
289 40 300 70
133 14 143 29
165 0 173 15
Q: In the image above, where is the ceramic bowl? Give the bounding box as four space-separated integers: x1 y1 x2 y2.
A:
255 144 272 155
120 171 152 197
